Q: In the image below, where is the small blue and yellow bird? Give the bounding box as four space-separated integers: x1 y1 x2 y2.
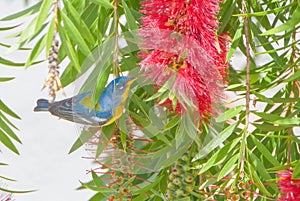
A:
34 76 135 126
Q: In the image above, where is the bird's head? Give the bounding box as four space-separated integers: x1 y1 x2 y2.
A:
108 76 135 95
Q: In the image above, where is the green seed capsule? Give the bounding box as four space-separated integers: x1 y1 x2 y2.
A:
173 178 182 186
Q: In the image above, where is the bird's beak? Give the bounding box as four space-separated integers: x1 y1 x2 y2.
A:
127 77 137 85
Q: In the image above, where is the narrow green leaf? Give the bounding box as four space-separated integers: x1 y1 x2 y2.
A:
25 35 46 68
0 24 22 31
80 181 116 193
0 112 18 130
261 6 300 35
248 162 272 196
251 135 280 166
0 100 21 119
63 0 95 45
122 0 138 30
0 129 19 155
0 2 42 21
0 77 15 82
0 117 21 143
285 69 300 82
199 138 240 174
92 171 105 187
273 118 300 125
192 122 238 161
254 112 283 122
217 154 238 181
61 11 92 57
0 57 25 67
8 17 38 53
216 105 244 122
68 130 94 154
252 91 274 105
59 27 81 72
163 115 180 131
292 160 300 179
121 176 136 188
89 192 106 201
89 0 114 9
0 187 35 194
0 175 16 181
226 22 243 61
35 0 52 32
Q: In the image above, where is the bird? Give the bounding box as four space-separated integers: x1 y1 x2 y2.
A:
34 76 135 126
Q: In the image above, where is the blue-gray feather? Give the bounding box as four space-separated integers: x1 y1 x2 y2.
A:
34 76 134 126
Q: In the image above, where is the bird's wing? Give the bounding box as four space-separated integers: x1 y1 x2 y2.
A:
49 93 112 126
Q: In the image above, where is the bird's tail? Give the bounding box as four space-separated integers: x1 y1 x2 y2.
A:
34 99 50 112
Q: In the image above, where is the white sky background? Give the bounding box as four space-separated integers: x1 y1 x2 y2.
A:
0 1 95 200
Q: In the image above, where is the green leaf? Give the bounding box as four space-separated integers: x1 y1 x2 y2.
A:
285 69 300 82
226 22 243 61
68 130 94 154
35 0 52 32
8 16 38 53
273 118 300 125
292 160 300 179
122 0 138 30
0 117 21 143
216 105 244 122
0 129 19 154
61 11 92 57
0 187 36 194
163 115 180 131
251 135 280 166
0 100 21 119
217 153 238 181
0 175 16 181
25 35 46 68
59 27 81 72
0 77 14 82
254 112 283 122
92 171 105 187
192 122 238 161
0 112 18 130
199 138 240 174
252 91 274 105
0 24 22 31
63 0 95 45
89 192 106 201
80 181 116 193
89 0 114 9
0 2 42 21
0 57 25 67
248 161 272 196
261 6 300 35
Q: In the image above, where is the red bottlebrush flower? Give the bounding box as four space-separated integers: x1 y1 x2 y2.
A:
140 0 228 81
139 36 222 118
277 169 300 201
139 0 228 118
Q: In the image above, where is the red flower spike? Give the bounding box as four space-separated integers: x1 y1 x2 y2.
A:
140 0 228 81
277 169 300 201
139 0 228 119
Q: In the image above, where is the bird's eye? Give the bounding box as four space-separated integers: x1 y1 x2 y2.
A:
116 83 124 90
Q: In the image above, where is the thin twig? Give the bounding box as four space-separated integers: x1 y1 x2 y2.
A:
286 29 298 164
53 0 59 36
114 0 120 78
240 0 251 175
